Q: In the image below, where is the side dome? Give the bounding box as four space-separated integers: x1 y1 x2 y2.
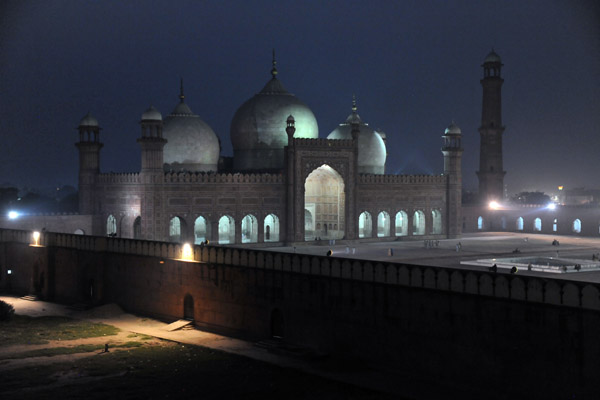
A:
230 58 318 171
141 106 162 121
444 121 462 135
327 99 386 175
79 112 99 127
484 50 501 64
162 86 220 172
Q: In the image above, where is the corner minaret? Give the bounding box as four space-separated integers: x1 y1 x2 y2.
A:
137 106 167 179
76 113 103 214
477 49 506 203
442 121 463 238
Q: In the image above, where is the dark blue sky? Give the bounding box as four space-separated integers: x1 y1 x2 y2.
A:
1 0 598 195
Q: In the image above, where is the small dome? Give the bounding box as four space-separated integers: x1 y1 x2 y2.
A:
327 100 386 175
230 65 318 171
484 50 501 64
444 121 462 135
79 112 98 127
163 94 220 172
141 106 162 121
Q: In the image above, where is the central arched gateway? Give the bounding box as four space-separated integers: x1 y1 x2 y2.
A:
304 164 345 241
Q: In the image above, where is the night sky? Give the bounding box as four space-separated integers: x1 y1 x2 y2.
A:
1 0 598 195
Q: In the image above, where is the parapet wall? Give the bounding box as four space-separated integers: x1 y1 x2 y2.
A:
163 172 284 184
2 229 598 312
293 137 354 147
1 227 597 397
98 173 140 183
359 174 446 185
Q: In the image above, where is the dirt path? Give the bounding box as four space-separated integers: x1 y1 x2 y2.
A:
0 331 134 358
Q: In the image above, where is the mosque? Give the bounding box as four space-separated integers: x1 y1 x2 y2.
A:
74 54 474 245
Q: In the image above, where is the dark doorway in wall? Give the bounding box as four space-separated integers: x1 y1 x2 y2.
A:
184 294 194 320
88 278 94 301
271 308 284 338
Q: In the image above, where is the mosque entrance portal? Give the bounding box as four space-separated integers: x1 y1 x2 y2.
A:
304 165 345 241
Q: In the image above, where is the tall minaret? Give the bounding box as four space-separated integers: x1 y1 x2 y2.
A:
75 113 103 214
442 122 463 238
477 50 506 203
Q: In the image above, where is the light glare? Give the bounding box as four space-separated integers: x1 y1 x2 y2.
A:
489 201 500 210
8 211 19 219
182 243 193 261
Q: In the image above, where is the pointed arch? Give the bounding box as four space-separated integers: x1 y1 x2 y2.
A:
573 219 581 233
242 214 258 243
218 215 235 244
359 211 372 238
516 217 524 231
431 209 442 234
413 210 425 235
395 210 408 236
304 164 345 240
377 211 390 237
107 214 117 236
194 216 209 244
169 216 185 242
264 214 280 242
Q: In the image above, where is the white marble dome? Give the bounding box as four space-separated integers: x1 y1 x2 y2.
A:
230 64 318 171
162 93 220 172
327 100 386 175
79 112 99 127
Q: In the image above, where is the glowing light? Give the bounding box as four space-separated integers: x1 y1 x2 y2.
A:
8 211 19 219
489 201 500 210
7 269 12 275
558 186 563 191
547 203 557 210
32 231 40 246
181 243 193 261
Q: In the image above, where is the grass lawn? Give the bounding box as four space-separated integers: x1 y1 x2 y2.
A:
0 315 119 346
1 343 397 399
0 314 400 399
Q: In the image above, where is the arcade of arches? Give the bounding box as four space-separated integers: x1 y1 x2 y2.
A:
107 206 444 244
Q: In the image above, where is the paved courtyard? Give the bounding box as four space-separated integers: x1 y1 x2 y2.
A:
265 232 600 283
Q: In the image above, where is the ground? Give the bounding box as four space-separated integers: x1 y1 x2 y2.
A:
2 232 599 399
269 232 600 283
0 298 406 399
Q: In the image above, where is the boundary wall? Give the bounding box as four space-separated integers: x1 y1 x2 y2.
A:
0 228 598 399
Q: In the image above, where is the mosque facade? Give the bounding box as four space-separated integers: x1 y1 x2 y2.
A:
75 56 464 245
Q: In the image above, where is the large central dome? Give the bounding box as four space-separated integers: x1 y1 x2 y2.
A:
163 84 220 172
230 57 318 171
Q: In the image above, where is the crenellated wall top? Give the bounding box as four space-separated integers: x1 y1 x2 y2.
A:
163 171 284 184
98 173 141 183
1 227 598 312
359 174 446 185
293 138 354 148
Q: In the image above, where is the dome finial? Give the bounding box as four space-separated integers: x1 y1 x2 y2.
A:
352 94 357 113
271 49 278 79
179 78 185 102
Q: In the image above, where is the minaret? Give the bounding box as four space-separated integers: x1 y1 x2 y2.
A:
284 115 296 244
442 121 463 238
75 113 103 214
137 105 166 177
477 49 506 203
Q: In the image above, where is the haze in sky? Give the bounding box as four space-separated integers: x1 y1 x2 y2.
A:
0 0 598 196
